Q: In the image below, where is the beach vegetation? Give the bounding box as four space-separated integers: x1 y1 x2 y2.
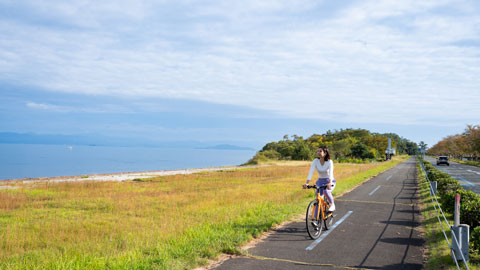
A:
245 129 418 165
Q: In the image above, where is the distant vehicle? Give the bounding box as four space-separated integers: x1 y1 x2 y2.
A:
436 156 449 166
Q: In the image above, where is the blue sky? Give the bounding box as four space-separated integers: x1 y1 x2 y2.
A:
1 0 479 149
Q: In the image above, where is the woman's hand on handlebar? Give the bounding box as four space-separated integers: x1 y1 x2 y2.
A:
302 183 308 189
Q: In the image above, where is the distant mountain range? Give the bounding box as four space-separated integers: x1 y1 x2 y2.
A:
197 144 254 150
0 132 256 151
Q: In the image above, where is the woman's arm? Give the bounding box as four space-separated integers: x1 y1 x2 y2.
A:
304 159 317 188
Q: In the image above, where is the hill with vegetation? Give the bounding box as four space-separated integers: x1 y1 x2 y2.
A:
246 128 418 164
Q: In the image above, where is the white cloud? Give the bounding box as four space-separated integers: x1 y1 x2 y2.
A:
26 102 66 112
26 102 134 114
2 0 480 126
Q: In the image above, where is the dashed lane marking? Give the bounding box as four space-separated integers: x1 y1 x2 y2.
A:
386 175 392 181
467 169 480 175
457 176 475 187
369 186 381 196
306 210 353 251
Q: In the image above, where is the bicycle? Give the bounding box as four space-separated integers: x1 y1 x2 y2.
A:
305 184 335 239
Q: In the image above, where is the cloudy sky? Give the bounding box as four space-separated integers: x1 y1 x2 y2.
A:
1 0 479 148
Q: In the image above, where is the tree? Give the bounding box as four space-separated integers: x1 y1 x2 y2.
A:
293 141 315 160
366 135 388 158
330 139 350 159
351 143 372 159
251 128 417 162
428 124 480 160
405 141 418 155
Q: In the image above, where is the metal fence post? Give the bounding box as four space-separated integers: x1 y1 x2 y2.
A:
451 225 470 262
451 194 470 262
432 181 437 196
454 194 460 227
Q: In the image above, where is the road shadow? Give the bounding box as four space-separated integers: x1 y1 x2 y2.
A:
379 220 421 227
380 237 425 246
395 209 420 214
357 160 423 268
356 263 423 270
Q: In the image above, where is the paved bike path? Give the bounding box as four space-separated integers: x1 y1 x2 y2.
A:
215 158 424 269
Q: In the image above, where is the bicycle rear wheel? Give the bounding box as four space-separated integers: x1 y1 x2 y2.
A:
306 200 323 239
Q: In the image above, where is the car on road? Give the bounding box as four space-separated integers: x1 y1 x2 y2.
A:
436 156 449 166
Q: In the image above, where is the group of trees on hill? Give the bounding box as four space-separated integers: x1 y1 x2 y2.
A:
246 128 418 164
428 125 480 160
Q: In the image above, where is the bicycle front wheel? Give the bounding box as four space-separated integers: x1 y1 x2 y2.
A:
306 200 323 239
324 211 334 230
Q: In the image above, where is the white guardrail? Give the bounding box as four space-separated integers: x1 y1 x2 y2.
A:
418 157 470 270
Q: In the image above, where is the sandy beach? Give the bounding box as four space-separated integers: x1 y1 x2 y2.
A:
0 164 264 189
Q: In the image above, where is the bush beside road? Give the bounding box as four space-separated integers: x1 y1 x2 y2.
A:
420 158 480 267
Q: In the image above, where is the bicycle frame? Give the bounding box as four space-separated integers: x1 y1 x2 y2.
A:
306 184 334 239
313 188 328 221
308 185 331 222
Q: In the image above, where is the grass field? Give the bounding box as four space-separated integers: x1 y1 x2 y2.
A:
1 157 407 269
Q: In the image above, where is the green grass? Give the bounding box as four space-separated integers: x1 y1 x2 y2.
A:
417 158 480 269
452 159 480 168
0 156 408 270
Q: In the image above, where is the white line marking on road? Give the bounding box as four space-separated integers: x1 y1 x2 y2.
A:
467 169 480 175
369 186 381 196
457 177 475 187
306 210 353 251
386 175 392 181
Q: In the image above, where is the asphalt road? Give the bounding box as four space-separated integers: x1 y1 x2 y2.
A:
214 158 424 270
424 156 480 194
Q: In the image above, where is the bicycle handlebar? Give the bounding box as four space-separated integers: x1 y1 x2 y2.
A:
306 184 328 189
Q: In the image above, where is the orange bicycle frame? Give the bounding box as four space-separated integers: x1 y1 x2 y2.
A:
311 191 327 221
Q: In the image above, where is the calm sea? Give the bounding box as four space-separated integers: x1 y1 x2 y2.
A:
0 144 257 180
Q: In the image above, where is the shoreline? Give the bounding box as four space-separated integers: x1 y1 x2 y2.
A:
0 164 266 189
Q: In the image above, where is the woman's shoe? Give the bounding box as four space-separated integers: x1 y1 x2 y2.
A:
328 203 335 212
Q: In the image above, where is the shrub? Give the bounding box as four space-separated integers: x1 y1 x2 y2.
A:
441 189 480 227
461 160 480 167
422 158 480 256
435 177 462 196
461 192 480 229
440 190 456 214
243 149 284 165
261 150 281 160
473 226 480 252
426 169 450 182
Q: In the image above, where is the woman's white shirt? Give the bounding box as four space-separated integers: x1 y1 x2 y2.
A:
307 159 334 181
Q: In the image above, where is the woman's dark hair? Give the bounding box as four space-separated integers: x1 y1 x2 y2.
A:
319 146 331 161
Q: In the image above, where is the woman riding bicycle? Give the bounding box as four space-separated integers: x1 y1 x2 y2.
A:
302 146 336 212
